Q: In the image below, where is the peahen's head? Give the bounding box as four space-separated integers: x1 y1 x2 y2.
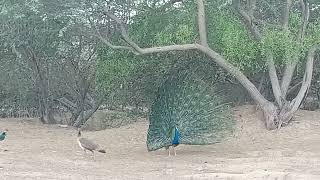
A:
77 128 82 137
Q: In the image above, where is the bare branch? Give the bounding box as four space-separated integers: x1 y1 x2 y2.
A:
93 33 136 53
266 50 283 106
298 0 310 41
197 0 208 46
104 10 144 53
101 9 200 54
247 0 256 18
140 44 199 54
290 44 320 112
87 17 136 53
232 0 261 40
94 26 199 54
278 44 319 126
280 61 297 96
281 0 292 31
280 0 310 96
196 44 269 106
287 81 303 95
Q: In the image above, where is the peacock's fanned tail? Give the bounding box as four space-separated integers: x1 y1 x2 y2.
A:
147 69 234 151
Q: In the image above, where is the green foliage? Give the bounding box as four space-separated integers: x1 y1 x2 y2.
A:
147 69 234 151
305 21 320 50
288 12 301 35
129 7 197 46
96 49 136 102
96 2 261 107
261 27 300 64
206 6 263 74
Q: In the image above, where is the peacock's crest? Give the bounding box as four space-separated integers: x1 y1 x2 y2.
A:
146 68 234 151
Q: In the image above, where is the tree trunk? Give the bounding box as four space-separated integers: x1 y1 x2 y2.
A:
38 96 56 124
261 102 278 130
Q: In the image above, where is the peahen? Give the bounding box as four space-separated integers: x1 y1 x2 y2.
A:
77 129 106 160
0 129 8 141
147 69 234 155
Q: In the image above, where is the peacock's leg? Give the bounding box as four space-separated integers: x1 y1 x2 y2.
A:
92 151 95 161
173 147 176 156
168 146 171 156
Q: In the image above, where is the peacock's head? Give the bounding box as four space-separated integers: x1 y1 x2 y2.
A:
2 129 8 135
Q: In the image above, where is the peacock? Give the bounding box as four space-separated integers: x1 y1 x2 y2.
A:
0 129 8 141
146 68 234 156
165 127 180 156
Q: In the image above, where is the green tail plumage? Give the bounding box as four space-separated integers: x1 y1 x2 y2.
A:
147 69 234 151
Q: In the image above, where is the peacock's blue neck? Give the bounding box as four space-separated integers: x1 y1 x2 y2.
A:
171 127 180 145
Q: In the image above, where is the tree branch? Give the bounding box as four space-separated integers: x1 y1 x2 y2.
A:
232 0 261 40
290 44 319 112
197 0 208 46
98 1 270 107
104 10 144 53
55 97 77 112
298 0 310 41
280 0 310 97
280 60 297 97
101 10 201 55
87 17 136 53
266 50 283 106
100 8 201 54
281 0 292 31
247 0 256 19
277 44 320 128
196 44 269 106
287 81 303 95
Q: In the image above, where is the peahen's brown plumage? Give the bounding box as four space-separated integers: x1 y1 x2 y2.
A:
77 129 106 160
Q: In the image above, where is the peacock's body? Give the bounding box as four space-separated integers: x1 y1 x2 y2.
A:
170 127 180 145
0 129 8 141
164 127 180 156
146 69 234 154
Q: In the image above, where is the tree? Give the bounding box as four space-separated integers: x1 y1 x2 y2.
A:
0 1 65 123
0 0 103 125
55 32 103 127
90 0 320 130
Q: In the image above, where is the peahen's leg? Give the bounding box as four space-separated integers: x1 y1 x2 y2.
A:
92 151 95 161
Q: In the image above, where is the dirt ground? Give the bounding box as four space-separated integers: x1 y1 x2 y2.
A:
1 105 320 180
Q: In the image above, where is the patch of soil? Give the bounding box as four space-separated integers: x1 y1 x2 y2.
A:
1 105 320 180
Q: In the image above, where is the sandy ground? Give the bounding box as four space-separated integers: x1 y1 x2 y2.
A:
1 105 320 180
